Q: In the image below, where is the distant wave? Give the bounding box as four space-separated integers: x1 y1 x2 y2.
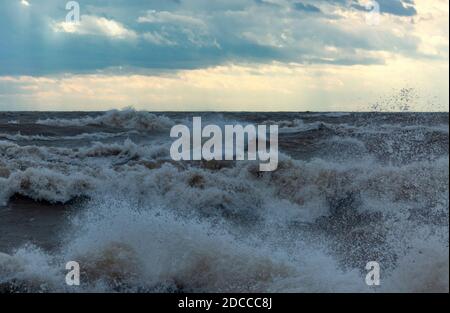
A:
36 109 174 132
0 131 138 142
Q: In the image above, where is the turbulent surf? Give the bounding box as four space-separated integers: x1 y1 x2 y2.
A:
0 109 448 292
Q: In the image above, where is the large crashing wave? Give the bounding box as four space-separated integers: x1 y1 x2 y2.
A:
1 195 447 293
0 111 448 292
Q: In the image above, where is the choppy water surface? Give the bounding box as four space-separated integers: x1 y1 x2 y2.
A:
0 110 448 292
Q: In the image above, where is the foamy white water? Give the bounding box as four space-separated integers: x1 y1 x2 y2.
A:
0 110 448 292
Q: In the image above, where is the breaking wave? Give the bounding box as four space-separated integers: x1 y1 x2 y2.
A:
36 109 174 132
0 131 138 142
0 111 448 292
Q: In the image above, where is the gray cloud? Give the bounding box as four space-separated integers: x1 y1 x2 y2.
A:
293 2 322 13
0 0 425 76
352 0 417 17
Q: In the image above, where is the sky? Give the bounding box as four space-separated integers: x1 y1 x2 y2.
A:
0 0 448 111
